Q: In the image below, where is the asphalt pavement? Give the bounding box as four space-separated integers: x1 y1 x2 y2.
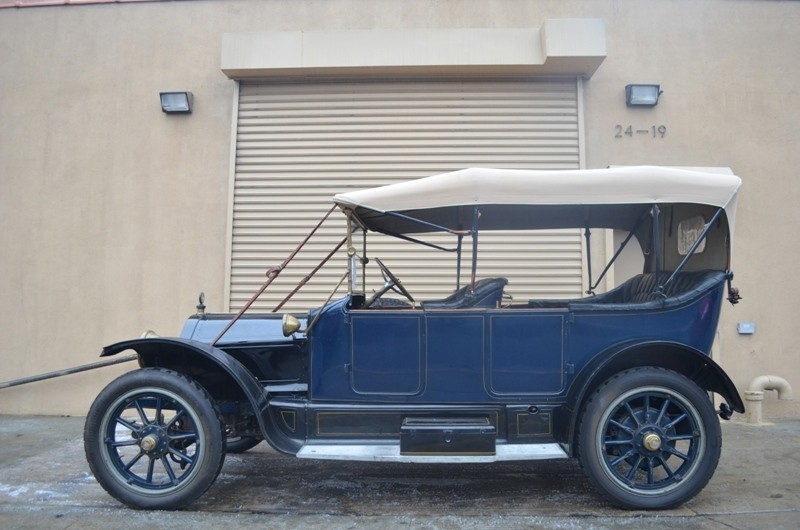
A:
0 414 798 529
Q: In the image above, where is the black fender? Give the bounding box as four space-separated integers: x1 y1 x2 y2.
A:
101 338 301 455
559 340 744 456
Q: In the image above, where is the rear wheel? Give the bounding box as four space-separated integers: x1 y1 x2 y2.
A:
577 367 721 509
84 368 226 510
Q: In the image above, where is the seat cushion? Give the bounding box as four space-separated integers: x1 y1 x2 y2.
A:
422 278 508 310
567 270 726 311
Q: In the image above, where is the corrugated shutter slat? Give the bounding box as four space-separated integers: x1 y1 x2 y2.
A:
229 79 582 311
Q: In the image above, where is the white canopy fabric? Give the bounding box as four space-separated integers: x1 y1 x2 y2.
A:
333 166 741 237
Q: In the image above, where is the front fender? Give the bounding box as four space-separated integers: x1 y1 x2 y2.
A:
101 338 298 454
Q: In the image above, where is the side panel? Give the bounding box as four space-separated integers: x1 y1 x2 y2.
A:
309 288 726 407
309 299 355 400
351 314 423 395
222 343 307 384
424 313 485 402
567 286 724 371
488 313 565 395
311 303 569 402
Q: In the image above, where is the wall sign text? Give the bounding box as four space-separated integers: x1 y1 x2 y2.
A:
615 125 667 139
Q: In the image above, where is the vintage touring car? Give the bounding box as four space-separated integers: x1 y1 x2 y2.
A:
84 166 744 510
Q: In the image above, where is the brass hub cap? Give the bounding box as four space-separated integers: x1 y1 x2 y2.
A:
642 432 662 451
139 434 159 453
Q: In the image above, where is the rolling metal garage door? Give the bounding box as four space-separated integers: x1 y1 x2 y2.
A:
228 79 583 312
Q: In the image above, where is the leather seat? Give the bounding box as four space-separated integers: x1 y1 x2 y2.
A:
422 278 508 310
566 270 726 311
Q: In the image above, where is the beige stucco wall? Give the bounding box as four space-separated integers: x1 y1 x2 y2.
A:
1 0 798 416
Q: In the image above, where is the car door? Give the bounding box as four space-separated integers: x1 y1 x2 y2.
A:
486 311 566 395
349 311 424 396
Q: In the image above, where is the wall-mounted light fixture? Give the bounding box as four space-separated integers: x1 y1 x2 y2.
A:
160 92 193 114
625 84 662 107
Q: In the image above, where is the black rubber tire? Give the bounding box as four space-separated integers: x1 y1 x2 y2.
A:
225 436 262 454
84 368 226 510
577 367 721 510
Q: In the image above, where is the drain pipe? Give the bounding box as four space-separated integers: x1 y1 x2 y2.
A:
744 375 793 424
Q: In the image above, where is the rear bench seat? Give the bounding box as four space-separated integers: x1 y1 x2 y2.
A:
528 270 727 311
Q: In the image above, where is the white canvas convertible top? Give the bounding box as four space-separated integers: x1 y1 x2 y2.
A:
334 166 741 237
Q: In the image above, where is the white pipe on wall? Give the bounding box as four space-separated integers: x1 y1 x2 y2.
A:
748 375 793 400
744 375 793 424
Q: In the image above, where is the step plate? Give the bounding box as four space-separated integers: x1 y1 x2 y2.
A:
296 443 567 463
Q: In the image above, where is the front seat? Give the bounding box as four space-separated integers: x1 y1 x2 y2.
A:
421 278 508 310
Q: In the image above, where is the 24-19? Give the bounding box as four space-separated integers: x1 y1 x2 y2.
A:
615 125 667 138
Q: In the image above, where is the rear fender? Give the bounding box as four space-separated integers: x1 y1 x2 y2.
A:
101 338 300 454
559 340 744 455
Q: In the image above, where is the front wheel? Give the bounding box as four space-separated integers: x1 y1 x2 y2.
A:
84 368 226 510
577 367 721 510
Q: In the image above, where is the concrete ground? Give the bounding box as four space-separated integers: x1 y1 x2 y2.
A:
0 414 798 529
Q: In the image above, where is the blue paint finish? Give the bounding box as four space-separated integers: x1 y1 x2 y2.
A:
424 314 485 402
308 283 725 405
98 280 736 456
308 298 354 400
181 314 304 345
488 313 565 395
351 314 423 395
179 318 200 339
567 285 724 371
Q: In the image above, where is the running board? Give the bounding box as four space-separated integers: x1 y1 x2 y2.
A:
296 443 567 463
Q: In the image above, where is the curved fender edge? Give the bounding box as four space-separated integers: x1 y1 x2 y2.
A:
101 338 296 455
562 341 745 455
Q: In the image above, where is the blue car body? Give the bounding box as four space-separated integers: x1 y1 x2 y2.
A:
164 266 738 456
91 166 745 510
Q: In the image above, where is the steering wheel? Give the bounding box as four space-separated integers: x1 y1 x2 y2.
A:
374 257 415 304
